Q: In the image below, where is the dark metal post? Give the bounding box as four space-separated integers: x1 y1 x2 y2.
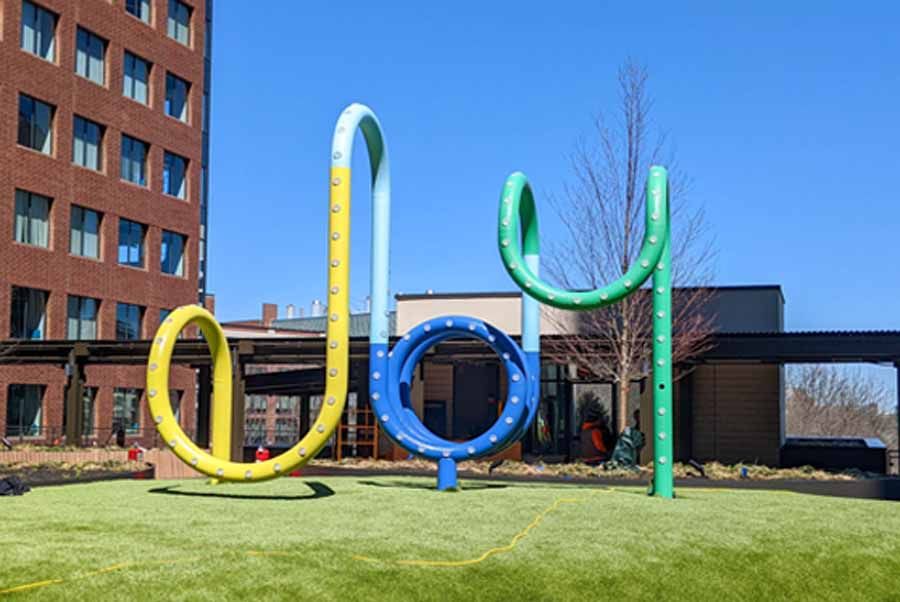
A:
229 342 251 461
196 366 211 448
63 346 87 446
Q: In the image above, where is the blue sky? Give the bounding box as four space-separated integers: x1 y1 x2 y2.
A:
207 1 899 334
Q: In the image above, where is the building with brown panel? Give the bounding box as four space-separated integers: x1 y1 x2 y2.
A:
0 0 212 446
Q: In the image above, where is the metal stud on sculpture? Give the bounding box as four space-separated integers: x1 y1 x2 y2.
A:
497 167 674 498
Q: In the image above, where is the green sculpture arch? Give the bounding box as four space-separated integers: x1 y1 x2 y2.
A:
498 166 674 498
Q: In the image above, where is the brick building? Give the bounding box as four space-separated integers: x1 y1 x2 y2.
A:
0 0 212 445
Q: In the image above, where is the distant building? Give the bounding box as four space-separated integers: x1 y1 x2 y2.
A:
0 0 213 445
225 286 794 466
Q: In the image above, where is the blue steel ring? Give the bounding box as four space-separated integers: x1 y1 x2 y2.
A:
368 315 538 461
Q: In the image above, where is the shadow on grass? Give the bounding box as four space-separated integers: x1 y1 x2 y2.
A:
357 479 508 491
147 481 335 501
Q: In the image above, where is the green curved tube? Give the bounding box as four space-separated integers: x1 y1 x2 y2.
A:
498 166 674 498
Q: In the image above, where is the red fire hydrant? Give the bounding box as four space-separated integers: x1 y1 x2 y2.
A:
255 445 270 463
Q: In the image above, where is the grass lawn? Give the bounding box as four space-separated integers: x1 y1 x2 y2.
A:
1 477 898 601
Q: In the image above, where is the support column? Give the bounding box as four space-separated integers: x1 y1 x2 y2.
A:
196 365 211 448
895 363 899 463
63 346 87 446
229 342 250 462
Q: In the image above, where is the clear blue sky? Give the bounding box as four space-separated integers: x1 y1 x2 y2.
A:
207 1 899 334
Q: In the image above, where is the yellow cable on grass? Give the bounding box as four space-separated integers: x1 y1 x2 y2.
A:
353 496 583 568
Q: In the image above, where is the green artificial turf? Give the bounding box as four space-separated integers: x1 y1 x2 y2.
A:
1 477 898 601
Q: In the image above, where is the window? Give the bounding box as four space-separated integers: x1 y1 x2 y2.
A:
125 0 151 23
6 384 44 437
67 295 99 340
120 134 148 186
20 1 56 61
161 231 185 276
75 27 105 85
82 387 97 437
163 152 187 198
118 218 145 267
159 308 172 323
18 94 53 154
72 116 103 170
167 0 191 45
70 205 101 258
112 387 141 434
10 286 47 339
115 302 143 340
170 390 182 423
14 190 50 248
274 418 298 446
275 396 298 415
123 51 151 105
246 395 268 413
165 73 189 122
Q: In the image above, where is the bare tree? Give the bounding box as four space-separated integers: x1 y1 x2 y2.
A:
787 365 898 449
543 60 716 433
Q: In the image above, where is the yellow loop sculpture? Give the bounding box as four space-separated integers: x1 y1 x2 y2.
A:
146 113 354 481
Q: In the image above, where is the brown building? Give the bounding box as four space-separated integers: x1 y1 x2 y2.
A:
0 0 212 445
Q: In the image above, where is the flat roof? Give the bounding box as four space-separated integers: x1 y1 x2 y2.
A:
396 285 785 302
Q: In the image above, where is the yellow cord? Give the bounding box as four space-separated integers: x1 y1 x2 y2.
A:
353 496 582 568
1 493 595 594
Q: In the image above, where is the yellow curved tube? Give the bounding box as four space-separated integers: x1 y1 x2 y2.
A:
145 168 351 481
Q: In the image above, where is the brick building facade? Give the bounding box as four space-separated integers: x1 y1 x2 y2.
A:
0 0 211 445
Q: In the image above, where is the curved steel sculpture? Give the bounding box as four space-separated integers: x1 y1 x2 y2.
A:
146 104 541 488
497 167 674 497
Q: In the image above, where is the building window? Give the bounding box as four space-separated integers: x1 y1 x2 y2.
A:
120 134 148 186
170 390 182 423
163 152 187 199
165 73 189 122
75 27 106 85
275 396 298 415
18 93 53 155
123 51 151 105
70 205 101 258
20 1 56 62
14 189 51 248
245 417 266 446
6 384 44 437
118 218 145 268
167 0 191 45
72 116 103 171
246 395 268 413
274 418 298 446
112 387 141 434
82 387 97 437
67 295 99 340
161 230 186 276
10 286 48 339
115 302 143 340
125 0 151 24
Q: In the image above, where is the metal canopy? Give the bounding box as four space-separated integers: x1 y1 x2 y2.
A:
2 330 900 366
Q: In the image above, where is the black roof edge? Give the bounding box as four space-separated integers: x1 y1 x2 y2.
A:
396 285 784 301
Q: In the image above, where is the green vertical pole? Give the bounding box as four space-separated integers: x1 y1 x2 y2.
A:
499 166 674 498
651 180 673 498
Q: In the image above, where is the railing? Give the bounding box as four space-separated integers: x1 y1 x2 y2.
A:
1 427 196 450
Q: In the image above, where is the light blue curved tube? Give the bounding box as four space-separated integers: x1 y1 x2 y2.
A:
331 104 391 345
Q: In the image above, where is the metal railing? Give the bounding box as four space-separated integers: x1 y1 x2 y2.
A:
1 426 196 450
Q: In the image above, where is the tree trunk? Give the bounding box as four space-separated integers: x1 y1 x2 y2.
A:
616 379 629 434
